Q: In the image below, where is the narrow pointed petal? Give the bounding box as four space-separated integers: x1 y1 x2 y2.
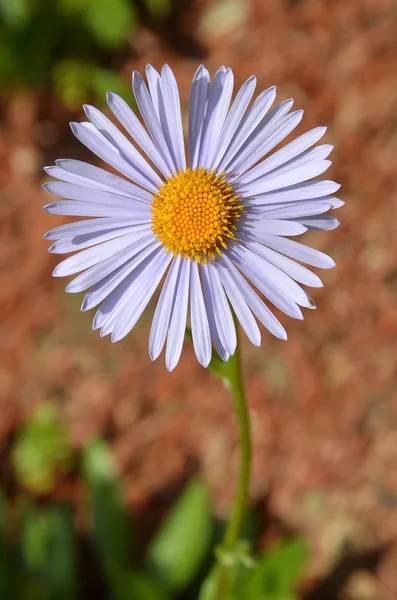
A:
238 126 328 185
202 263 237 355
67 235 156 295
107 91 172 178
70 122 157 193
228 242 303 319
159 64 187 172
244 218 307 236
81 242 162 311
189 261 212 367
53 159 152 201
52 233 142 277
197 68 234 169
251 180 341 205
200 264 230 361
149 255 181 361
165 259 191 371
219 254 287 340
261 234 336 268
212 75 256 169
230 109 304 177
296 215 340 230
84 104 162 189
225 98 294 175
238 160 332 197
189 65 210 169
43 181 151 209
217 86 277 172
215 259 261 346
132 71 175 173
240 237 323 288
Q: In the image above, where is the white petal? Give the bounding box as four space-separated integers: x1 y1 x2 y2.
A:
158 64 187 172
107 92 172 178
239 126 328 185
84 105 162 190
243 218 307 236
165 259 191 371
230 109 304 178
261 234 336 268
241 237 323 288
149 255 181 361
43 181 151 209
228 242 303 319
43 201 150 218
200 264 230 361
44 217 146 241
214 259 261 346
296 215 340 230
243 241 314 308
109 251 171 341
68 235 155 295
80 239 159 307
212 75 256 169
219 254 287 340
53 232 142 277
70 122 157 193
239 145 333 192
238 160 331 197
202 263 236 355
105 249 171 341
217 86 277 172
251 180 341 205
145 64 161 118
49 223 150 254
189 65 210 169
225 98 294 175
52 159 152 201
326 197 344 209
189 261 212 367
132 71 175 173
256 201 333 219
197 68 234 169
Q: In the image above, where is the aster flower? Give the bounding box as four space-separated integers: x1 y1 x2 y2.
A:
43 65 342 371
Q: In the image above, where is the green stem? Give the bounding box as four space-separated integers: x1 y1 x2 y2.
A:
214 328 252 599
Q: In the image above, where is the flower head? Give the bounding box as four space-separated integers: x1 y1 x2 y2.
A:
43 65 342 371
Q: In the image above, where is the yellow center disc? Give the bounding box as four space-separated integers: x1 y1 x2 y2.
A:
151 168 244 263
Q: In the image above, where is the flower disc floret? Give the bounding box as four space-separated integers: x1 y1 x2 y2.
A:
151 168 244 263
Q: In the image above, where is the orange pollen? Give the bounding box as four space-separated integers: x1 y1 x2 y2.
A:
151 168 244 263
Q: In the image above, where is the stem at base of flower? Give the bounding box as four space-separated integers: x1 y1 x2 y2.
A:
213 326 252 600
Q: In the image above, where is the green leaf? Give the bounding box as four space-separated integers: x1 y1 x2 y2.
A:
0 0 30 27
247 538 308 599
144 0 171 18
45 507 78 600
21 506 51 573
12 403 73 494
83 439 133 573
52 59 91 110
57 0 89 15
21 504 77 600
147 479 213 591
83 0 137 48
111 570 172 600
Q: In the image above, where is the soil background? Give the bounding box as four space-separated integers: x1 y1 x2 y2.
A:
1 0 397 598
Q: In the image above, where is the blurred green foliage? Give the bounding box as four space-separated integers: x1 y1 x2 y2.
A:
1 404 308 598
12 403 73 494
0 0 171 108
